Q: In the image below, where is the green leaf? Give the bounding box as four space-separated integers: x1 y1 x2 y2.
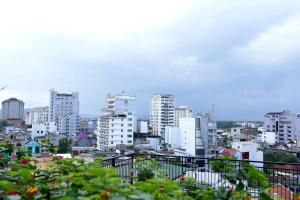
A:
19 168 33 183
0 180 18 191
235 181 244 191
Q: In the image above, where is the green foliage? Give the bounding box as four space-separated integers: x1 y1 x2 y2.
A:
42 138 56 154
0 151 273 200
264 150 299 163
134 157 161 181
217 121 241 129
57 138 72 153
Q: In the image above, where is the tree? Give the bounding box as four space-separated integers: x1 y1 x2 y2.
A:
264 150 299 163
41 139 56 154
57 138 71 153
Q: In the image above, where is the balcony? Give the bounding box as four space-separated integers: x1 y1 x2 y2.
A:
102 153 300 199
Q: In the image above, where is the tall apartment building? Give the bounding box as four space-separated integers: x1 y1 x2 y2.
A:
2 98 25 127
264 110 300 143
165 113 217 157
48 89 79 137
25 106 49 125
2 98 24 120
96 92 136 151
150 94 175 137
174 105 193 127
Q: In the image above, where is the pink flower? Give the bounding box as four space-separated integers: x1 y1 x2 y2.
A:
20 159 30 165
179 176 185 183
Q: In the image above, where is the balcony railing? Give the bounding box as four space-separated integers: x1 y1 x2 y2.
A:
102 153 300 199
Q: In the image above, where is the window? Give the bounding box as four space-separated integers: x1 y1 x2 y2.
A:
128 118 133 121
35 147 40 154
127 135 132 137
128 124 132 127
127 129 132 132
121 135 123 138
111 142 113 144
121 129 123 132
242 152 249 160
127 140 132 143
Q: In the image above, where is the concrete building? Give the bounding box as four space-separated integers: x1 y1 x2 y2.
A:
196 113 218 157
174 105 193 127
150 94 175 137
165 113 217 157
49 89 79 137
1 98 25 127
264 111 300 143
137 120 148 134
257 132 276 145
78 117 97 135
96 92 136 151
25 106 49 125
31 122 57 139
231 141 264 168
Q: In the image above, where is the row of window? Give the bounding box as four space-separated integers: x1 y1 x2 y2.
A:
111 129 132 133
111 135 132 138
111 140 132 144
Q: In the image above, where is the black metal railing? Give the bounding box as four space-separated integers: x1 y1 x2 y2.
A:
102 153 300 199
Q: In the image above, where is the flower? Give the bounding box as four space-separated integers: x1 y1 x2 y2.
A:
7 191 21 200
26 187 39 196
0 153 3 158
99 191 110 199
179 176 185 183
228 188 235 193
20 159 30 165
245 195 252 200
54 156 63 160
7 191 20 196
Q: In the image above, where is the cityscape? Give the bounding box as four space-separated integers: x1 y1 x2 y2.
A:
1 1 300 199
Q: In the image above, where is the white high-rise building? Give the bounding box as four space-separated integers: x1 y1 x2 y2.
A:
174 105 193 127
25 106 49 125
96 92 136 151
165 113 217 157
150 94 175 137
2 98 24 120
48 89 79 137
264 110 300 143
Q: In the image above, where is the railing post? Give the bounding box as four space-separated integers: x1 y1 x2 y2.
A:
111 157 115 168
130 154 134 184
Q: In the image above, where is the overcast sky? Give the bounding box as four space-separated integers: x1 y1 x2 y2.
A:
1 0 300 120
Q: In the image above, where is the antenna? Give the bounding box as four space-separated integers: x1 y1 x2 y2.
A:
210 104 215 118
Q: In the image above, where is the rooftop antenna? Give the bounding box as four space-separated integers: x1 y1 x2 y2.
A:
210 104 215 118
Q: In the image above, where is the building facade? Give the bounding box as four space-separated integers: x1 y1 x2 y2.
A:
2 98 24 121
25 106 49 125
165 113 218 157
96 92 136 151
2 98 25 127
78 117 97 135
174 105 193 127
264 111 300 143
31 122 57 139
48 89 79 137
150 94 175 137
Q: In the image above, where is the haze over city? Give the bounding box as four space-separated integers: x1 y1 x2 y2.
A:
1 0 300 120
